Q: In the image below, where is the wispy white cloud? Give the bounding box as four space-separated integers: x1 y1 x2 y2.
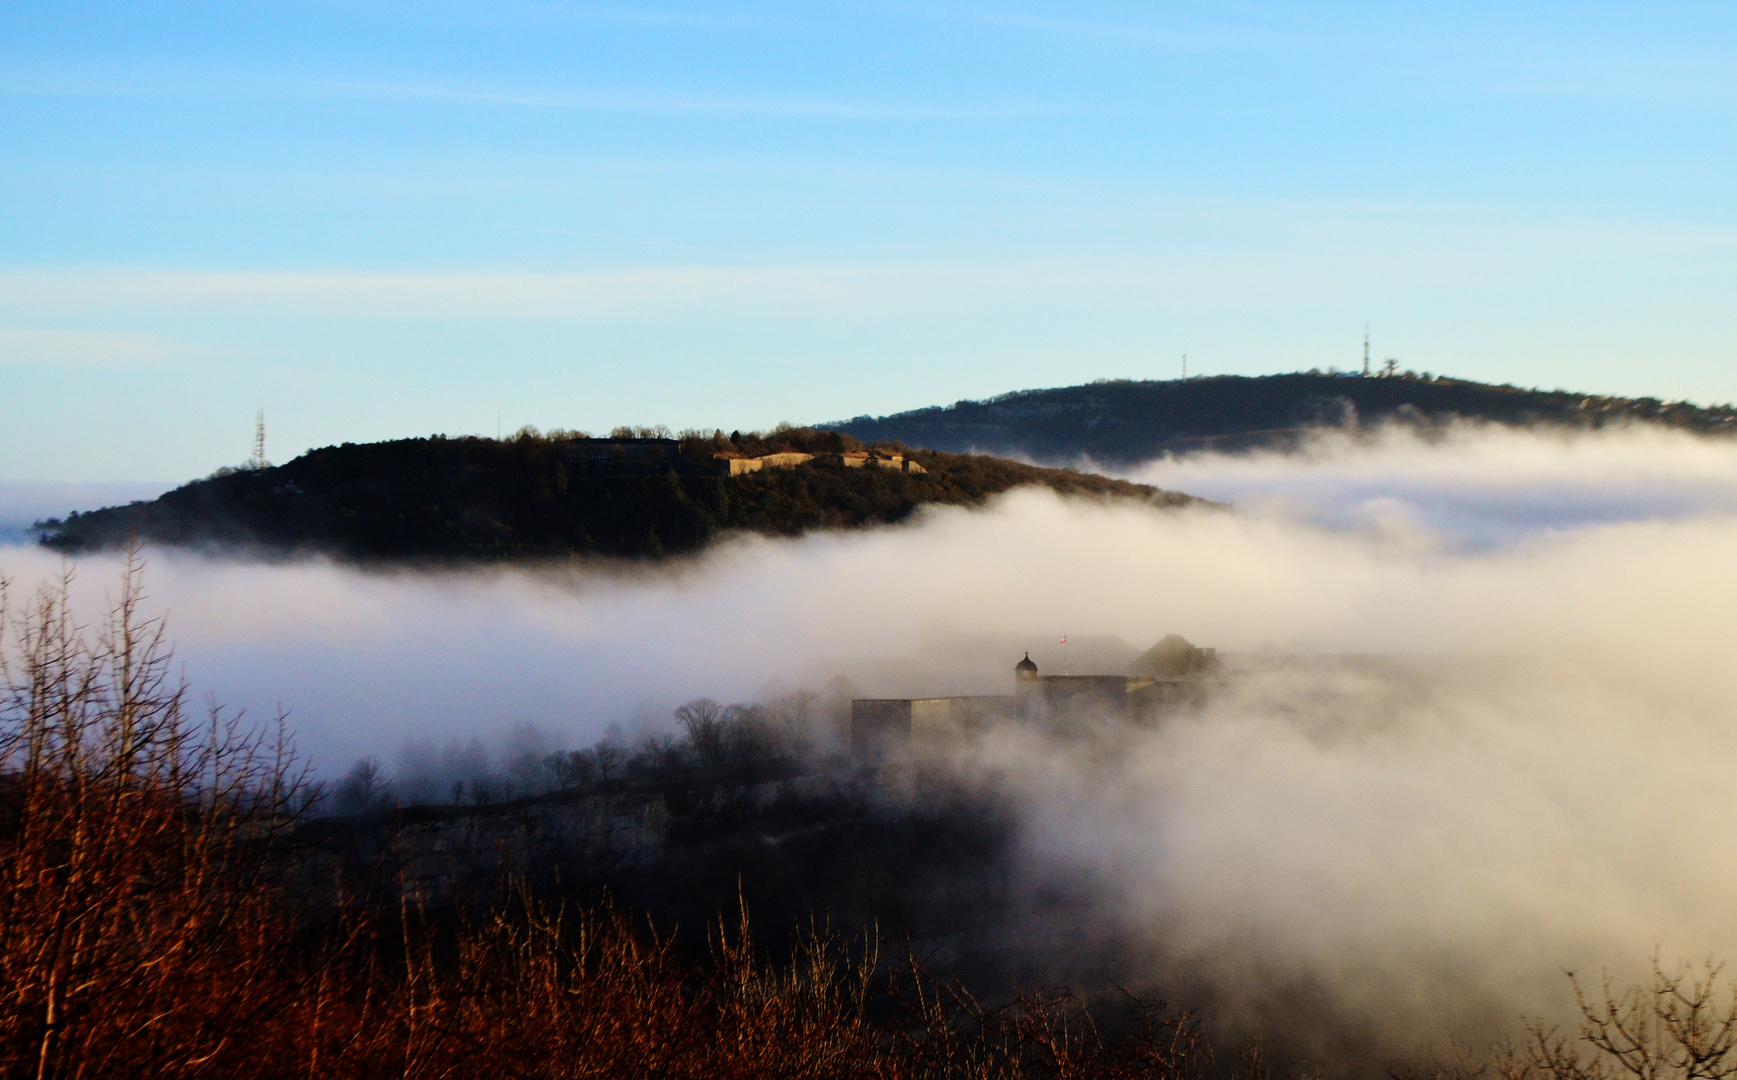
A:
407 0 771 32
346 80 1059 120
0 63 1059 120
879 0 1316 52
0 326 206 367
4 202 1734 325
885 1 1737 108
0 263 1106 321
0 266 875 320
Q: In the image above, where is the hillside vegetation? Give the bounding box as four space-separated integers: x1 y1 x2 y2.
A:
39 426 1196 561
828 373 1737 466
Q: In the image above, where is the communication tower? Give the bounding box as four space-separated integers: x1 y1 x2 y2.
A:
252 408 268 470
1363 325 1370 377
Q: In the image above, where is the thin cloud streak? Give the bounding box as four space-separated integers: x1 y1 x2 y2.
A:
0 326 209 368
0 65 1060 120
884 1 1321 52
350 80 1062 120
7 209 1735 323
0 263 1110 321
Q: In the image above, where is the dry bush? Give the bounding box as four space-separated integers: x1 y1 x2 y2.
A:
389 891 898 1079
1398 956 1737 1080
325 888 1206 1080
892 958 1202 1080
0 548 313 1079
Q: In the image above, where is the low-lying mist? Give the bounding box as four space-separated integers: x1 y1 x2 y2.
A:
4 421 1736 1061
1118 419 1737 547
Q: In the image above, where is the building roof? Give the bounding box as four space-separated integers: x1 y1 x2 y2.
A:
1127 634 1222 678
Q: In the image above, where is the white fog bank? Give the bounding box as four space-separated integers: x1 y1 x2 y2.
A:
1117 421 1737 547
3 424 1736 1055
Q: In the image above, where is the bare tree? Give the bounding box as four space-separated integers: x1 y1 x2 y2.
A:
1566 956 1737 1080
772 689 819 758
544 748 596 789
597 739 625 781
335 757 391 815
1406 956 1737 1080
501 722 552 797
0 546 313 1079
637 732 683 771
674 698 726 767
722 703 774 764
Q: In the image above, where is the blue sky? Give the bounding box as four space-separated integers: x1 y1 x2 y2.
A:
3 1 1735 482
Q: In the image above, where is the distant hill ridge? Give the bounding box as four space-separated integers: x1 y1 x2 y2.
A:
826 372 1737 467
39 426 1200 562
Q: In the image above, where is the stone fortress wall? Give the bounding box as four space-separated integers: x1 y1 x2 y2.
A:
556 437 926 477
850 635 1226 754
716 450 926 476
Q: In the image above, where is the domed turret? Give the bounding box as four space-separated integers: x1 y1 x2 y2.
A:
1015 652 1039 681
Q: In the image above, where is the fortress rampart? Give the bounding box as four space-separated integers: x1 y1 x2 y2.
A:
850 635 1226 755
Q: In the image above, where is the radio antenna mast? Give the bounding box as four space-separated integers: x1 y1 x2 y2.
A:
1181 354 1187 380
252 408 267 469
1362 325 1371 376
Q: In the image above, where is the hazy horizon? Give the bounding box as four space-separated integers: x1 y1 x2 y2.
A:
8 2 1737 481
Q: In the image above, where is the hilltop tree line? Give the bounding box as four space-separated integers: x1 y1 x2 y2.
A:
39 424 1186 561
830 372 1737 466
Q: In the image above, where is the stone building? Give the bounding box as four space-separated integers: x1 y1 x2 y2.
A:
555 437 926 478
714 450 926 476
850 636 1225 754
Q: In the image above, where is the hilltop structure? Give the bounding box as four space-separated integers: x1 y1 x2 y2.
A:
713 449 925 476
851 635 1225 753
556 437 927 477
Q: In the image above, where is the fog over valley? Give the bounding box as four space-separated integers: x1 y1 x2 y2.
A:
13 4 1737 1071
1117 421 1737 547
4 423 1737 1060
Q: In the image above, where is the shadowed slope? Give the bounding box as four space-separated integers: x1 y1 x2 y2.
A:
39 429 1201 562
827 374 1737 467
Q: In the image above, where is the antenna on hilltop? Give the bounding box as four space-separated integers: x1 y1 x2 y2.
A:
252 407 268 470
1363 325 1371 377
1181 354 1187 380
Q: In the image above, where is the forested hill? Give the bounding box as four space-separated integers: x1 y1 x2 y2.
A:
827 373 1737 467
39 427 1199 562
